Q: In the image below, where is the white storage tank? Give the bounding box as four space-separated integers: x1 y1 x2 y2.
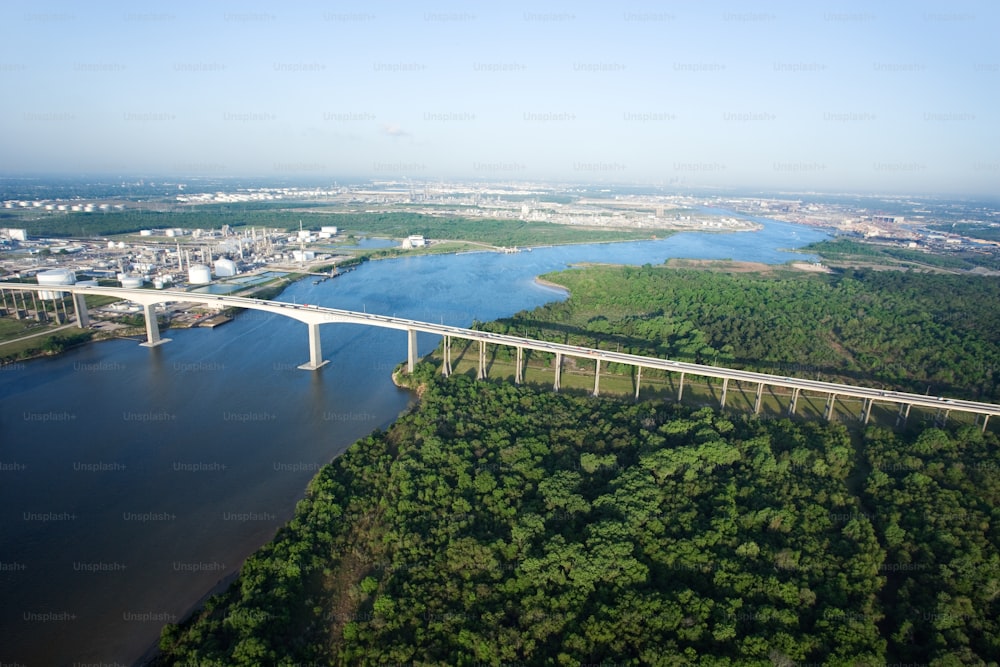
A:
120 275 144 288
36 268 76 299
188 264 212 285
214 258 237 277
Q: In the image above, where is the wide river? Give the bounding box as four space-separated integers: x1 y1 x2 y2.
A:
0 218 827 665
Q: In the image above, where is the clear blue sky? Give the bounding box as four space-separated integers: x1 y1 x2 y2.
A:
1 0 996 195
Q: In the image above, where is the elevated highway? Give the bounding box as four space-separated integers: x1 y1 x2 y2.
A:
2 282 998 431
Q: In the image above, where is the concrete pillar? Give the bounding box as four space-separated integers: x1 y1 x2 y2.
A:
634 365 642 401
477 339 486 380
862 398 872 425
297 321 328 370
139 302 171 348
896 402 911 428
442 335 451 377
825 393 836 421
553 352 562 392
407 328 417 373
593 359 601 397
677 372 685 402
754 383 764 414
515 346 523 385
788 387 800 416
719 377 729 409
983 414 990 434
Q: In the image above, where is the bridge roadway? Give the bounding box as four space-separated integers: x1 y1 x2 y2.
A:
2 282 998 431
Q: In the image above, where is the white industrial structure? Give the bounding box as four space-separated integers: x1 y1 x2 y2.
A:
214 258 237 277
36 268 76 300
188 264 212 285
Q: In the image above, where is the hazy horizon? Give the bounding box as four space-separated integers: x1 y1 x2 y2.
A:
2 0 997 196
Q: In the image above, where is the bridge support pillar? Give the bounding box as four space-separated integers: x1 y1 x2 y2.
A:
677 372 685 402
788 387 800 416
553 353 562 392
477 340 487 380
515 346 523 385
407 328 417 374
861 398 873 424
14 290 26 319
896 402 911 428
593 359 601 397
442 336 452 377
719 377 729 409
825 393 836 421
139 303 170 348
754 383 764 414
634 365 642 401
298 321 328 370
983 414 990 434
72 292 90 328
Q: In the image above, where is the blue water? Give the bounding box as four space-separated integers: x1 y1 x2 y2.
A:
0 218 827 665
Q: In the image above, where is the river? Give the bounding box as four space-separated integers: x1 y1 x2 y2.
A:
0 218 828 665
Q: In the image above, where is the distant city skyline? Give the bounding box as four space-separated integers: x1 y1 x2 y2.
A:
1 0 997 196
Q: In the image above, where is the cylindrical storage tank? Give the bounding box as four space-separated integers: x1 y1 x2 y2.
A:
214 258 237 277
37 268 76 299
120 276 144 288
188 264 212 285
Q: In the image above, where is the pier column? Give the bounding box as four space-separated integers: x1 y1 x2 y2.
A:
788 387 800 416
515 346 523 385
983 414 990 434
677 372 685 402
553 353 562 392
719 378 729 409
861 398 873 424
477 339 487 380
297 321 328 370
896 402 911 428
442 336 452 377
825 393 837 421
754 383 764 414
634 366 642 401
72 292 90 328
139 302 171 348
593 359 601 397
407 328 418 373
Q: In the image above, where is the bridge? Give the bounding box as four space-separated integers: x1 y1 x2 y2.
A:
2 281 998 432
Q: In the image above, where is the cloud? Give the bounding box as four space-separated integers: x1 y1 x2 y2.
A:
380 122 411 139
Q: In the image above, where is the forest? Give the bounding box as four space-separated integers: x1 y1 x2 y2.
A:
157 366 999 665
156 263 1000 665
478 264 1000 402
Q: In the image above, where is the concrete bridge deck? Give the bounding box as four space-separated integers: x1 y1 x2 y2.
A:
2 281 997 430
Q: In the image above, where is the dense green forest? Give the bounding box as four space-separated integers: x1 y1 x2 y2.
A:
157 366 1000 665
479 265 1000 402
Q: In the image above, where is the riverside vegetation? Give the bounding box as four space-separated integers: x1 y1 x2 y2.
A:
157 263 1000 665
